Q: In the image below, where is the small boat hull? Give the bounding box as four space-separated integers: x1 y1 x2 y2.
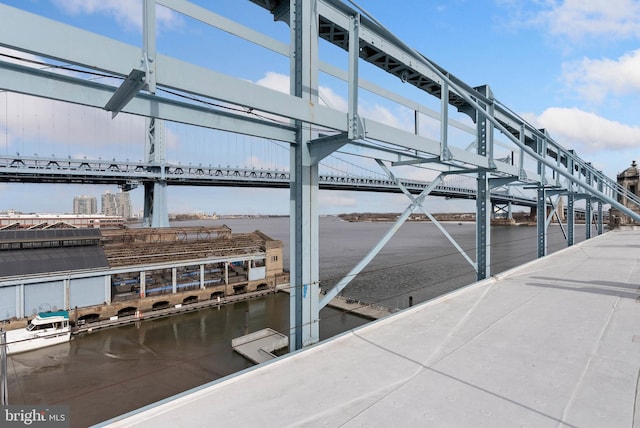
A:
5 331 71 355
3 311 71 356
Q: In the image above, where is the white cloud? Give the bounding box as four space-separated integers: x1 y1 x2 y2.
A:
524 107 640 152
255 72 289 94
562 49 640 103
318 86 348 112
535 0 640 42
362 104 403 130
52 0 181 32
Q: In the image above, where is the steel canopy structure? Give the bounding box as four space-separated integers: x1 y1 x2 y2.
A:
1 0 639 349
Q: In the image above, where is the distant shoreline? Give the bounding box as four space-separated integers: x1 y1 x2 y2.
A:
161 212 541 224
336 213 533 223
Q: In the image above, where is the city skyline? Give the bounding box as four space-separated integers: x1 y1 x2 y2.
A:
69 191 133 218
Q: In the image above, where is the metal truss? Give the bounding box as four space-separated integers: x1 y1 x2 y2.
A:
0 155 538 205
2 0 640 349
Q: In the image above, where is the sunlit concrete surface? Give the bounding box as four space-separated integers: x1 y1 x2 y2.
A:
100 229 640 428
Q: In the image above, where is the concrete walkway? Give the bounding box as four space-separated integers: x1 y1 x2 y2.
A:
100 229 640 428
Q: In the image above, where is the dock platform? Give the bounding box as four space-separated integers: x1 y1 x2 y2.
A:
232 328 288 364
100 229 640 427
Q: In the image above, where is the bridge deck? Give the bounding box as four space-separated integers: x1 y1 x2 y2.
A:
102 229 640 428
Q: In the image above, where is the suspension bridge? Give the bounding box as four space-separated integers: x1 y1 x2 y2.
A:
0 154 538 207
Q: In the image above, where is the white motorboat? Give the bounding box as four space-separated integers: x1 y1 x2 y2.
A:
2 311 71 355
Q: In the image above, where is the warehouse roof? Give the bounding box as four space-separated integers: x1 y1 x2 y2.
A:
0 228 107 278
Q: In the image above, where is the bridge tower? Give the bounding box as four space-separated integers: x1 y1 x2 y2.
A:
143 118 169 227
141 0 168 228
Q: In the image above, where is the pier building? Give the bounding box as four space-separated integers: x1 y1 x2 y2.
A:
0 226 285 328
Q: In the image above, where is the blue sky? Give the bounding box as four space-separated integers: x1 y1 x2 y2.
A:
1 0 640 216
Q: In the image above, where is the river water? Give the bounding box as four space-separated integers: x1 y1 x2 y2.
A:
191 216 585 309
6 217 587 427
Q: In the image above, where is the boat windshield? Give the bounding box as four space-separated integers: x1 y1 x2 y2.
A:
26 322 56 331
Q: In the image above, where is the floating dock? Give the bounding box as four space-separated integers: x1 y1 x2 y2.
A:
232 328 288 364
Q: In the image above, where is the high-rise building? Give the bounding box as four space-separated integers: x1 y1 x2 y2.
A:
102 190 132 219
73 195 97 214
101 191 117 216
116 191 132 219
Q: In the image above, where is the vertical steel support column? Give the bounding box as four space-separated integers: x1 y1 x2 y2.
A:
537 188 547 257
105 276 112 304
597 177 604 235
475 88 492 280
289 0 320 350
518 126 527 183
143 120 169 227
567 193 575 246
476 169 490 281
585 197 592 239
585 170 592 239
64 277 70 310
347 13 361 140
172 267 177 294
597 202 603 235
17 283 24 319
151 182 168 226
143 182 153 227
140 272 146 298
535 134 548 258
440 81 451 161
